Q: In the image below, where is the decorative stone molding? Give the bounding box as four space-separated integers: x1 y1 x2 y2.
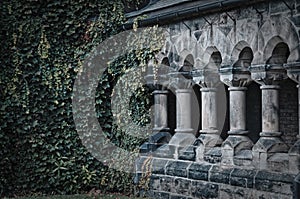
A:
249 64 288 85
219 65 252 87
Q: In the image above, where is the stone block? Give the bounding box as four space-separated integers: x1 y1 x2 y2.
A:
135 156 152 173
159 176 174 193
209 165 233 184
149 175 160 191
151 158 169 175
233 149 253 166
178 145 196 161
230 168 256 188
219 185 252 199
149 191 170 199
252 190 293 199
270 1 291 14
152 144 175 158
203 147 222 163
174 178 191 196
166 160 191 178
191 181 219 199
170 194 189 199
267 153 289 173
188 162 212 181
254 170 295 194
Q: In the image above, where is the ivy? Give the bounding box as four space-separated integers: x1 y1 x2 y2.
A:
0 0 162 197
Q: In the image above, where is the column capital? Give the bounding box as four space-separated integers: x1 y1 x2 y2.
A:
192 68 221 88
219 65 252 87
283 62 300 83
167 71 193 89
249 64 287 86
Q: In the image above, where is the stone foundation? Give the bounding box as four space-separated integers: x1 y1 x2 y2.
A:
135 155 296 199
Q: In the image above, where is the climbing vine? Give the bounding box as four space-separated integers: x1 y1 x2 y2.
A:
0 0 163 197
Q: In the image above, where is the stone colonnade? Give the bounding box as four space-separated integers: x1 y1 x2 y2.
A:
149 61 300 174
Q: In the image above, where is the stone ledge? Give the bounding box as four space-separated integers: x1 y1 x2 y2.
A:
136 157 296 196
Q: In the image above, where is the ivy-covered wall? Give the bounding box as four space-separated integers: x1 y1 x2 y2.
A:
0 0 157 197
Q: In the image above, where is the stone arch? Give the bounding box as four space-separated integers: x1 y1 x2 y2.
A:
231 41 253 67
263 36 289 64
259 17 300 63
199 27 230 65
179 54 194 72
266 42 290 64
200 46 222 69
176 49 193 70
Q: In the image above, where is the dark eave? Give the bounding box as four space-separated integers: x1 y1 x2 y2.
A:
122 0 270 30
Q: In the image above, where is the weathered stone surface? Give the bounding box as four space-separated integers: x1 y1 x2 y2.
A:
169 195 189 199
174 178 191 196
230 168 256 188
191 181 219 199
203 147 222 163
135 156 152 173
188 162 212 181
149 175 160 191
159 176 174 193
209 165 233 184
219 185 251 199
149 191 170 199
178 145 196 161
166 160 191 178
254 171 295 194
152 144 175 158
150 158 167 175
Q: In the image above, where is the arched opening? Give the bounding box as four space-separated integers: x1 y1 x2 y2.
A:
207 51 222 69
267 42 290 64
234 47 253 68
180 54 194 72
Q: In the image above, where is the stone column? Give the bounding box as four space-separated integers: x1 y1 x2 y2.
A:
167 71 196 158
250 64 289 170
219 66 253 166
142 60 171 153
284 62 300 174
153 90 169 133
193 69 223 161
175 88 193 134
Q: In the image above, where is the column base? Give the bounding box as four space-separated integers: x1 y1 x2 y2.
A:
168 132 196 159
221 135 253 166
253 135 289 171
289 139 300 174
195 133 223 162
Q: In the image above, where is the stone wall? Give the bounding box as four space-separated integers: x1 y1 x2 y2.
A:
135 0 300 198
135 157 295 199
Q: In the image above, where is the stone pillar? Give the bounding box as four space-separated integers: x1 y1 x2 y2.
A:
167 72 196 158
284 62 300 174
175 89 193 134
193 69 223 161
201 87 218 133
219 66 253 166
250 64 289 170
153 90 169 133
142 60 171 153
228 87 247 133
